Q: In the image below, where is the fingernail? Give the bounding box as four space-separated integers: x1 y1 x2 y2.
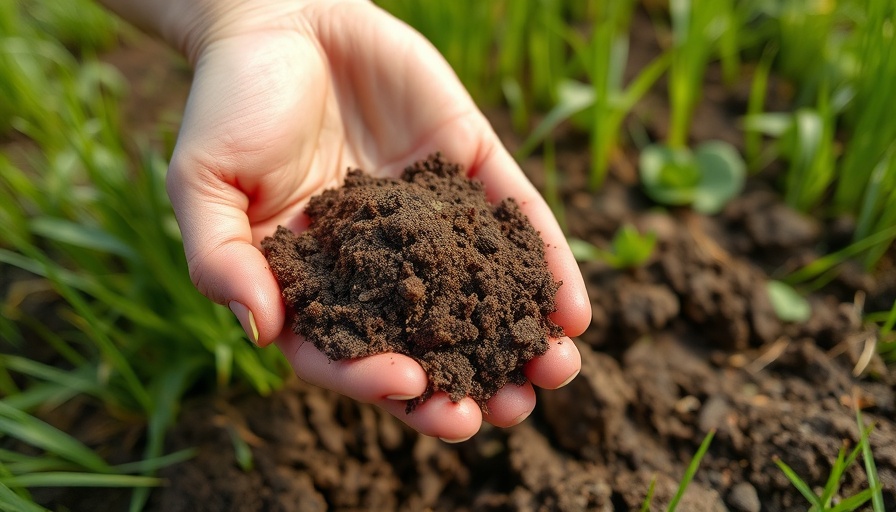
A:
386 394 418 401
557 369 580 389
229 301 259 345
439 435 473 444
508 411 530 427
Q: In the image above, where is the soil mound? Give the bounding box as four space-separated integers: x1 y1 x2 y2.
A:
262 154 563 406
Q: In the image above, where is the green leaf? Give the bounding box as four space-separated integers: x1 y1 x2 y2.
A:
0 402 111 474
567 238 605 263
857 410 885 512
0 472 160 488
609 225 656 269
226 425 254 472
29 217 136 260
828 490 873 512
787 224 896 286
112 449 196 474
0 479 48 512
767 281 812 323
775 456 823 509
639 144 698 206
640 141 745 214
0 356 110 402
516 79 594 158
639 476 656 512
692 141 747 214
741 112 793 138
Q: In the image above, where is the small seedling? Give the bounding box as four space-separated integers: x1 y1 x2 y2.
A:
568 224 656 269
638 140 746 214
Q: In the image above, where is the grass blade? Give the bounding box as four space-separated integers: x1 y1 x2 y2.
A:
828 489 873 512
0 402 111 474
516 79 594 159
112 449 196 474
786 224 896 285
0 355 111 402
668 429 714 511
818 442 858 507
0 382 80 412
29 216 137 260
639 476 656 512
745 47 775 173
856 411 885 512
774 456 822 509
0 472 160 488
129 358 205 512
0 480 48 512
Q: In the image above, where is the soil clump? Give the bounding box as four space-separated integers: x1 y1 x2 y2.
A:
262 154 563 406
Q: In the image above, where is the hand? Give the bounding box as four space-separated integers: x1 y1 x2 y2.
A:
147 0 591 441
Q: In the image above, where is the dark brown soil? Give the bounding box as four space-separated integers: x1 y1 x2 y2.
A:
262 155 562 406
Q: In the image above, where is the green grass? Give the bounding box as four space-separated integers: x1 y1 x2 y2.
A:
374 0 582 111
665 0 739 149
744 0 896 270
774 411 884 511
1 1 287 509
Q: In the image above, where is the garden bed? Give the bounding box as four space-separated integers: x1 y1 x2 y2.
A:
134 117 896 511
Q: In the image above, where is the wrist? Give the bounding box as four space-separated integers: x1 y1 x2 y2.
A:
100 0 325 66
163 0 299 66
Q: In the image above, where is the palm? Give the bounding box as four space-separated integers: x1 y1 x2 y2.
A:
168 1 590 441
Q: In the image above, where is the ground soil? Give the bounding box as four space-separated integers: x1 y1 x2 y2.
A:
262 156 562 407
13 15 896 512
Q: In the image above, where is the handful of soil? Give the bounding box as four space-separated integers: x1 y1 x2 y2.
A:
262 154 563 407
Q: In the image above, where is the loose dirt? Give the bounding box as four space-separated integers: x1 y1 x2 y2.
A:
262 155 563 407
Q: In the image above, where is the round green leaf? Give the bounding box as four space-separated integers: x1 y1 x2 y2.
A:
639 144 699 206
691 140 746 214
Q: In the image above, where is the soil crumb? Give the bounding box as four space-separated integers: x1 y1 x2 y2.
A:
262 154 563 406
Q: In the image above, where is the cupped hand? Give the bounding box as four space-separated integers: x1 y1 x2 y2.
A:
165 0 590 441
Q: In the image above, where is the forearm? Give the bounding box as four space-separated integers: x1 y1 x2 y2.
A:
96 0 345 66
96 0 202 57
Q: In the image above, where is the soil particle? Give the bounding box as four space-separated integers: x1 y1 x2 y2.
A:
617 278 681 334
727 482 761 512
262 154 563 406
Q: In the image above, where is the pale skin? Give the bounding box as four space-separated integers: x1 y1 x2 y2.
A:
99 0 591 441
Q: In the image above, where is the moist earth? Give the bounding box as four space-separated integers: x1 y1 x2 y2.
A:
138 173 896 511
262 154 563 407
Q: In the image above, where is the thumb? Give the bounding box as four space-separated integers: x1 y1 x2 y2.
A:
165 156 285 347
